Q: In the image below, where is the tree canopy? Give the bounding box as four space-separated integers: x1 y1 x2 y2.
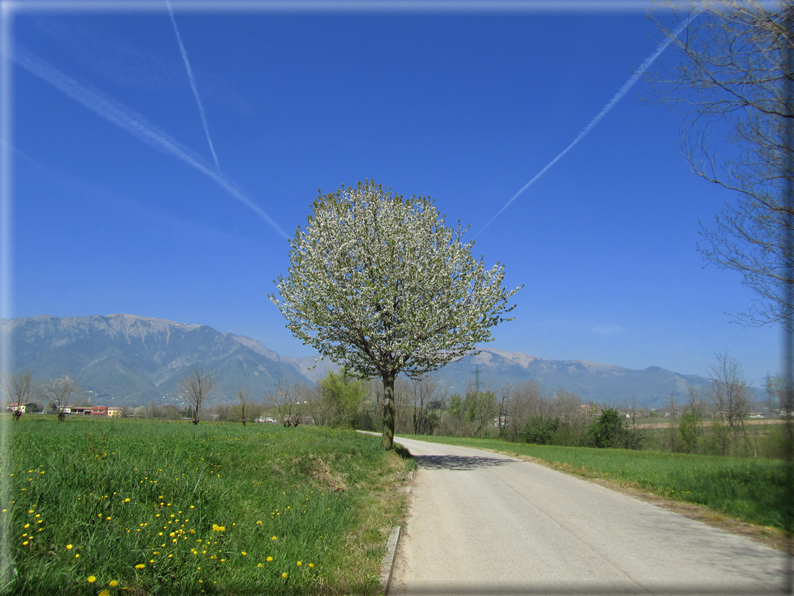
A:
270 181 520 448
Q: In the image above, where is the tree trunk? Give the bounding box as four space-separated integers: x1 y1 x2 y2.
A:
382 374 395 450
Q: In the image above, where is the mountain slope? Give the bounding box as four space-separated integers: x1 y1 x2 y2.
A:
4 314 307 406
4 314 740 409
434 348 716 408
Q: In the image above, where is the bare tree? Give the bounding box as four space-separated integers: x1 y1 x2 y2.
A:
411 375 438 435
651 2 794 326
236 385 250 426
4 370 35 421
498 383 512 438
706 353 752 455
266 380 307 427
179 367 218 425
506 381 544 441
39 375 81 422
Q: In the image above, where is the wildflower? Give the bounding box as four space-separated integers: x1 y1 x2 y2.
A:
124 498 130 502
109 580 118 586
267 556 273 562
309 563 314 568
106 517 111 521
75 554 80 558
87 576 96 583
135 564 145 569
21 541 28 546
282 572 288 579
98 591 110 596
297 561 302 566
272 536 277 541
257 563 262 568
241 551 247 556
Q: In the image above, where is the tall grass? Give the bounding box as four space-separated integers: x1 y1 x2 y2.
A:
398 434 790 530
7 417 413 595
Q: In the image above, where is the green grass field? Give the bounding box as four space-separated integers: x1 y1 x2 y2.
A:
397 434 792 531
7 417 413 595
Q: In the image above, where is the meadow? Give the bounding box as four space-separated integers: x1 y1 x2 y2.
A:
6 417 414 595
398 434 792 532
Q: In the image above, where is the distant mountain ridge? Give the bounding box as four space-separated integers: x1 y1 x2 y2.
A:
3 314 308 406
3 314 731 408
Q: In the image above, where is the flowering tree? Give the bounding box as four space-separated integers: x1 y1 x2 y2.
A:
270 181 521 449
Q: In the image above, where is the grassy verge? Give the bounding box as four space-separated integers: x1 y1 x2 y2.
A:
7 417 414 595
397 434 790 532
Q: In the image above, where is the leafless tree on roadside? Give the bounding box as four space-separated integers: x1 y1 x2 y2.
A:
708 352 752 455
236 385 250 426
650 2 794 327
506 381 544 441
498 383 512 438
411 375 438 435
179 367 218 425
39 375 81 422
4 370 35 421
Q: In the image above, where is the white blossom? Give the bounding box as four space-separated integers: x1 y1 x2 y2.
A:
269 181 521 447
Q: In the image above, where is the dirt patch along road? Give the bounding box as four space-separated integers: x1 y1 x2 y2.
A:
390 436 787 595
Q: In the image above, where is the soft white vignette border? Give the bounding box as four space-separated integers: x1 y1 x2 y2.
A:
0 0 788 592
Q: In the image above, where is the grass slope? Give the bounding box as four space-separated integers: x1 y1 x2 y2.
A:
397 434 791 532
8 418 414 595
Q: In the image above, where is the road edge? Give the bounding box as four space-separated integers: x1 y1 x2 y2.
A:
380 469 414 594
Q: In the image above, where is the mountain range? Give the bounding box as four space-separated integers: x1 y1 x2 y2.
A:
2 314 732 408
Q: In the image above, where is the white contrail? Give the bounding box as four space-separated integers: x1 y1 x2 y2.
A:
166 0 221 172
477 15 697 236
16 47 288 239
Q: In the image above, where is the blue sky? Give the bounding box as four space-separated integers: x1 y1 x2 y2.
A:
8 2 779 385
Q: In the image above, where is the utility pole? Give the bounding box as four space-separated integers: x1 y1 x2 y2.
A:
474 368 481 394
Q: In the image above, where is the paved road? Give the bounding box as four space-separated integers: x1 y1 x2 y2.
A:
389 436 788 595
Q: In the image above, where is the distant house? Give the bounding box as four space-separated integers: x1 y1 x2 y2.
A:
69 406 109 417
107 407 123 418
6 403 30 413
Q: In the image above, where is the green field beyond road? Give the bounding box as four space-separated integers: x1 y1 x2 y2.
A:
8 418 413 595
398 434 791 531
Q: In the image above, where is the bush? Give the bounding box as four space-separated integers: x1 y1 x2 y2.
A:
589 408 643 450
524 415 560 445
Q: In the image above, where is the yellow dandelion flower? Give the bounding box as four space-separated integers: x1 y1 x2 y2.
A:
75 554 80 558
135 564 145 569
109 580 118 587
241 551 247 556
87 576 96 583
282 572 288 579
309 563 314 568
267 556 273 562
21 541 28 546
98 591 110 596
297 561 302 566
66 544 73 550
271 536 277 541
257 563 262 567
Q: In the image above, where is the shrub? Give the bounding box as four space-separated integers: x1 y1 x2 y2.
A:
524 415 560 445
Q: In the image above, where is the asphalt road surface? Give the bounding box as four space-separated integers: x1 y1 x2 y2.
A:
389 436 789 596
